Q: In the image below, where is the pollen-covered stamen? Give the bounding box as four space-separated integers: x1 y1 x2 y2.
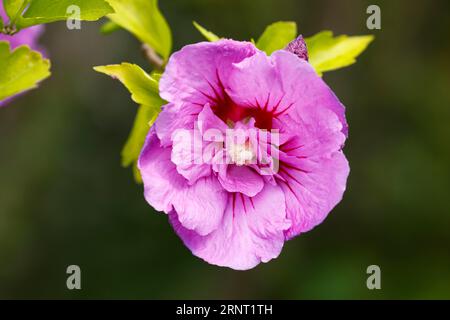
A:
228 141 255 166
285 35 309 61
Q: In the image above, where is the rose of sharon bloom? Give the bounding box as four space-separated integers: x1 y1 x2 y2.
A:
0 2 45 107
138 39 350 270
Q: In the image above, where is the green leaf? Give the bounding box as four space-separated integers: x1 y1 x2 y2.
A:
100 20 121 35
17 0 114 28
193 21 220 42
0 41 51 101
127 103 160 183
256 21 297 55
122 103 158 172
305 31 374 76
93 63 163 107
132 160 142 183
94 63 165 182
150 71 162 82
106 0 172 61
3 0 29 23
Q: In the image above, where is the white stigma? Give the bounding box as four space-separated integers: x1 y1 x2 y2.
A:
228 142 255 166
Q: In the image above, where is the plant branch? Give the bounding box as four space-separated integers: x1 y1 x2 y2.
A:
142 44 164 71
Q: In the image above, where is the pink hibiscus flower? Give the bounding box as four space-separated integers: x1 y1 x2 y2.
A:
138 39 349 270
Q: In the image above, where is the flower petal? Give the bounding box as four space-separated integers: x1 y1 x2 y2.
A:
154 103 202 147
0 5 45 54
169 184 291 270
138 130 227 235
138 129 185 212
274 106 349 238
279 151 350 239
0 26 46 54
198 103 228 135
218 165 264 197
227 50 348 135
276 105 346 158
173 175 228 236
159 39 257 106
171 127 212 184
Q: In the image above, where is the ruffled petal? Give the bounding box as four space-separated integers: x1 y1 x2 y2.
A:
276 105 346 158
159 40 257 106
154 103 202 147
171 128 212 185
198 104 228 135
169 184 291 270
138 130 227 236
227 50 348 135
274 105 349 238
278 150 349 239
138 130 185 213
172 176 228 236
218 165 264 197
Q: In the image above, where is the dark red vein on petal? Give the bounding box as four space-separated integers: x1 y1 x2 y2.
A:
240 193 247 214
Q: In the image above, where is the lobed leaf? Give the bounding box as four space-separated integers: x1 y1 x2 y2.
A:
0 41 50 101
16 0 114 28
305 31 374 76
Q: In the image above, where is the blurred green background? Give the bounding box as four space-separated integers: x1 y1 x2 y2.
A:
1 0 449 299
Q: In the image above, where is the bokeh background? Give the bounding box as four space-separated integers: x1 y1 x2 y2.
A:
1 0 449 299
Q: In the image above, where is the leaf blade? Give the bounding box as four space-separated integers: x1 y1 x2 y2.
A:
121 103 158 168
105 0 172 61
0 41 50 102
17 0 114 28
100 20 121 35
94 63 165 181
94 63 162 107
193 21 220 42
305 31 374 76
256 21 297 55
3 0 29 22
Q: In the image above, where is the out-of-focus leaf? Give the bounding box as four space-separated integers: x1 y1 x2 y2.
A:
0 41 50 101
193 21 220 42
151 71 162 82
94 63 165 182
132 160 142 183
100 20 121 35
3 0 29 22
305 31 374 76
256 21 297 55
106 0 172 61
16 0 113 28
122 104 159 180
